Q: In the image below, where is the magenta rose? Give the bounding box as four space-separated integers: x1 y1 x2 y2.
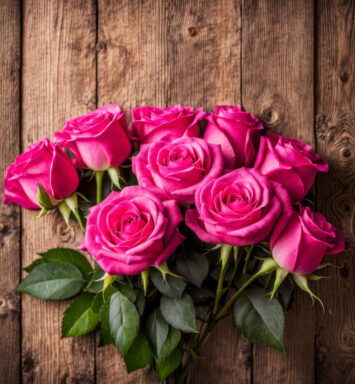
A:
55 104 131 171
132 137 224 205
129 105 205 144
83 186 185 275
253 132 328 202
3 138 79 209
203 105 264 169
270 204 344 275
185 168 292 246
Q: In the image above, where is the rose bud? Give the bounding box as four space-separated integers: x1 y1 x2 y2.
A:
203 105 264 169
132 137 224 205
253 131 328 202
54 104 131 171
129 105 205 145
82 186 185 275
270 204 345 275
185 168 292 246
3 138 79 210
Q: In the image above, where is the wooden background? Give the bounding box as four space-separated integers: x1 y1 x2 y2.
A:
0 0 354 383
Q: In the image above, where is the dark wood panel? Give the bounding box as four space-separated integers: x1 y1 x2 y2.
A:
242 1 315 383
315 0 355 383
21 1 97 383
0 1 21 383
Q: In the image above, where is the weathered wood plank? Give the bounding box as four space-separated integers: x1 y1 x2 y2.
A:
96 1 166 382
0 1 21 383
21 1 97 383
315 0 355 382
242 1 315 383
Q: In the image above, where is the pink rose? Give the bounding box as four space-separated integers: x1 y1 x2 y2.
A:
203 105 264 169
185 168 292 246
253 132 328 202
270 205 344 275
132 137 224 205
83 186 185 275
129 105 205 144
3 138 79 209
55 104 131 171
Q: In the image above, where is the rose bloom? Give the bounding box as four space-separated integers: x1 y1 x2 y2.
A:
55 104 131 171
82 186 185 275
203 105 264 169
185 168 292 246
253 131 328 202
129 104 205 145
132 137 224 205
270 205 344 275
3 138 79 209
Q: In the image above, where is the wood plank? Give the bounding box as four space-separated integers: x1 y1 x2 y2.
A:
315 0 355 382
242 1 315 383
96 1 166 382
21 1 97 383
0 1 21 383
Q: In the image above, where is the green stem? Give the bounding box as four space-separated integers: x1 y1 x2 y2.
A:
243 244 255 274
213 259 229 315
95 171 105 204
215 273 260 321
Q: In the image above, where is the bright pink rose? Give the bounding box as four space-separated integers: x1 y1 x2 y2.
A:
253 132 328 202
3 138 79 209
83 186 185 275
129 105 205 144
270 205 344 275
132 137 224 205
185 168 292 246
55 104 131 171
203 105 264 169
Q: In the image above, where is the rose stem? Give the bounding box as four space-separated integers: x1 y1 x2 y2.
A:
95 171 105 204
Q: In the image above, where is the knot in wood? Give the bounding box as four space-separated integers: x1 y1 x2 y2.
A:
187 26 198 37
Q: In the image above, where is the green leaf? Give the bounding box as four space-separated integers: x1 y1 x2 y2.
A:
99 301 114 346
233 286 285 351
158 326 181 362
146 308 169 357
15 263 83 300
124 332 153 373
38 248 93 280
136 291 146 317
24 258 46 273
92 286 117 314
62 293 99 337
150 268 186 298
84 269 105 293
195 304 210 321
117 283 136 302
155 346 183 381
160 293 196 333
189 286 214 303
278 278 294 309
176 250 209 287
109 292 140 356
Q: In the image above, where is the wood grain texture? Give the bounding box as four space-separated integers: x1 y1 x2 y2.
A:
21 1 97 383
315 1 355 383
96 1 166 382
0 1 21 383
242 1 315 383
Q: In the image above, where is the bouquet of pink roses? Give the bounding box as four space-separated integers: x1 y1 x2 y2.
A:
4 104 344 382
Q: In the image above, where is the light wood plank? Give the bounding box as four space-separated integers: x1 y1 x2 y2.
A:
21 1 97 382
242 1 315 383
315 0 355 382
0 1 21 383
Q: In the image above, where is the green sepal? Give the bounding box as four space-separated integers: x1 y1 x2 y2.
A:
58 200 71 227
269 268 288 300
141 268 150 295
154 262 183 281
107 166 123 189
37 182 55 210
293 274 325 312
